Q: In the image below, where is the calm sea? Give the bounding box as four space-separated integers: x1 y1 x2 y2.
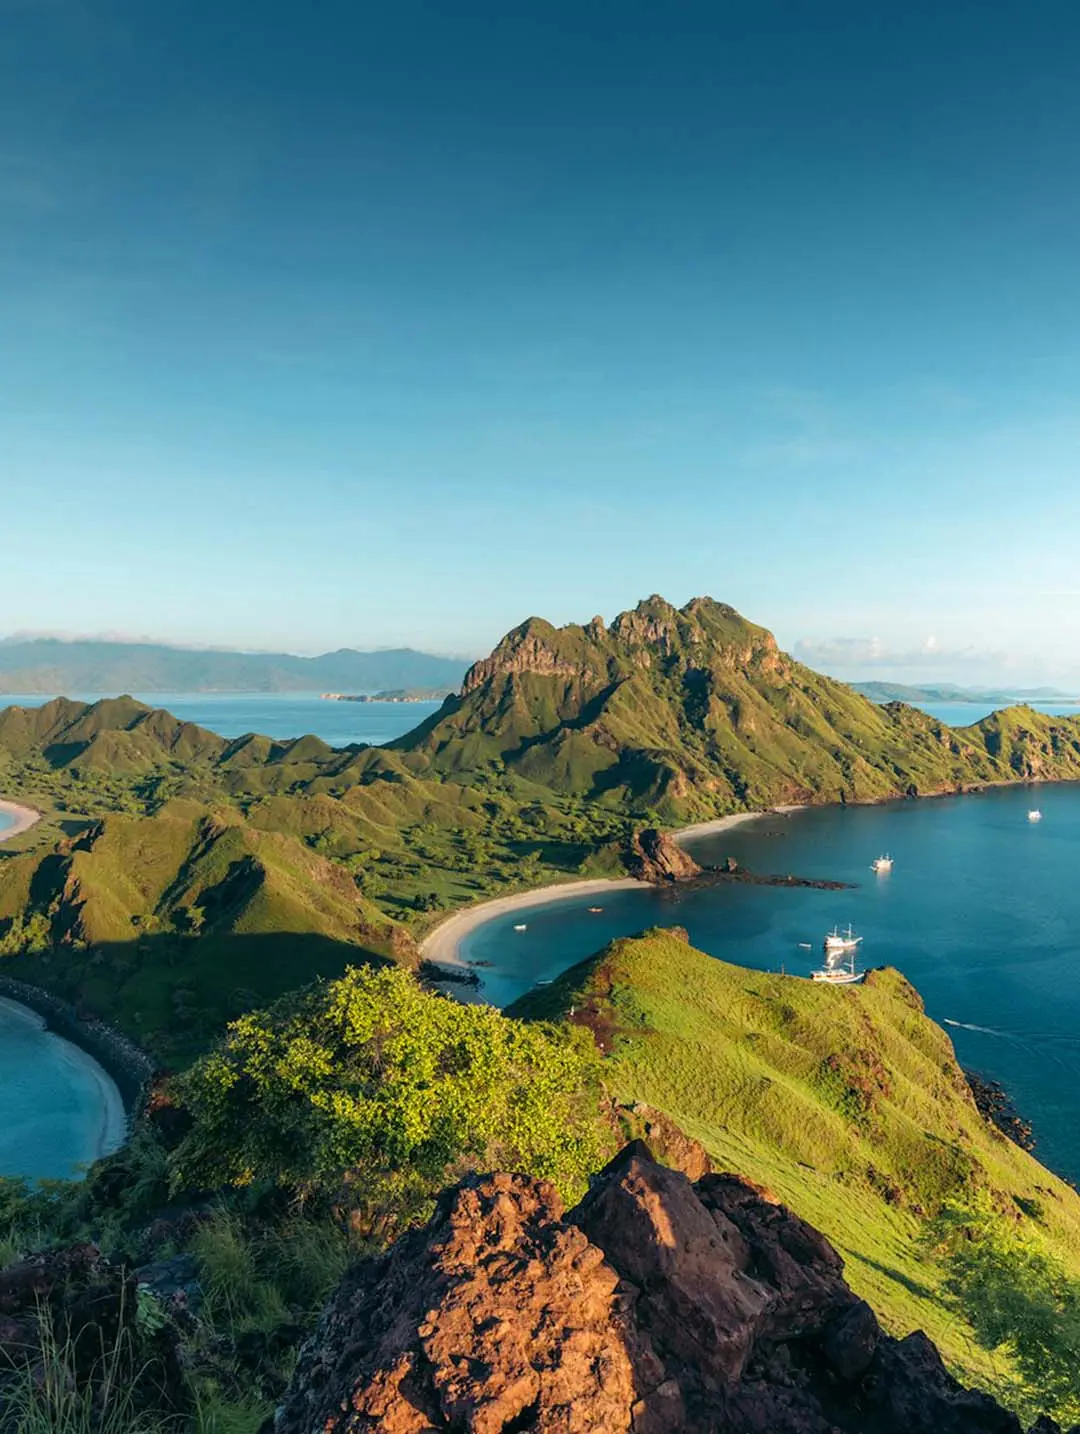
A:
0 692 443 747
0 998 125 1180
462 783 1080 1184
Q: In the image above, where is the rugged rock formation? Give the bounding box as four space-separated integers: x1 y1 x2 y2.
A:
269 1144 1054 1434
626 828 702 883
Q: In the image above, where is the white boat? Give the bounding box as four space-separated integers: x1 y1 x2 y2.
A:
1028 810 1042 822
513 923 527 932
871 854 893 873
824 924 862 952
812 954 865 986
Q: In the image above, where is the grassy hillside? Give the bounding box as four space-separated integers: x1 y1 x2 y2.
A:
398 596 1080 816
512 928 1080 1398
0 801 409 1062
6 597 1080 1053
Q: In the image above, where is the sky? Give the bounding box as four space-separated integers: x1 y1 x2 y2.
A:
3 0 1080 682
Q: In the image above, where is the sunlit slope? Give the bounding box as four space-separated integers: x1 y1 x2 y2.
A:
511 928 1080 1389
0 800 408 1061
396 595 1080 816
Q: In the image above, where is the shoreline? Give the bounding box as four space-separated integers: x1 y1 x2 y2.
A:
419 805 802 970
0 995 128 1167
0 798 42 843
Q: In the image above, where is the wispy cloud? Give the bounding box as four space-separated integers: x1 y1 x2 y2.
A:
794 635 1007 671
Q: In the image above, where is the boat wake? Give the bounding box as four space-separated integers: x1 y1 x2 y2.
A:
943 1019 1005 1036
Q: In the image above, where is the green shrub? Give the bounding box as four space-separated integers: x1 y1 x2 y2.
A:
171 965 604 1225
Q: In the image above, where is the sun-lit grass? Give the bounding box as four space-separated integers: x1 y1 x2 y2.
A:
513 927 1080 1398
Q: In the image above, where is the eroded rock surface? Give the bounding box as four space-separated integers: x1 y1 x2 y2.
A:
626 828 702 883
270 1144 1053 1433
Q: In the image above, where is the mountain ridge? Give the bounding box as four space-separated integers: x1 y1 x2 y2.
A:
0 638 469 694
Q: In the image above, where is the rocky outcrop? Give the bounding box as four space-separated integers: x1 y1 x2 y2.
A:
626 828 702 883
269 1144 1052 1434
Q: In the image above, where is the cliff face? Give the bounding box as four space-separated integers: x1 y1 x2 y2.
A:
269 1145 1045 1434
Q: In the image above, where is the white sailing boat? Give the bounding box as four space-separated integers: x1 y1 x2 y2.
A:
812 950 865 985
513 923 527 932
871 854 893 873
824 924 862 953
1028 809 1042 822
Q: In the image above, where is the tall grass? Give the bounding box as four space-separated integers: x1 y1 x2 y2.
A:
0 1304 171 1434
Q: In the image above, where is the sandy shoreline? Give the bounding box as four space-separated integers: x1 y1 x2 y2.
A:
0 799 42 843
420 805 804 969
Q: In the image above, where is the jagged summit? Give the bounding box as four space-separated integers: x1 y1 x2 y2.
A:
398 596 1080 816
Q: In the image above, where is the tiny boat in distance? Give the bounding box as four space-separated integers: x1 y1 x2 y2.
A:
513 923 527 932
1028 809 1042 822
824 924 862 953
871 854 893 873
588 906 603 913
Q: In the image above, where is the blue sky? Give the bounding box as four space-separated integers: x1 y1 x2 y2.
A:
3 0 1080 681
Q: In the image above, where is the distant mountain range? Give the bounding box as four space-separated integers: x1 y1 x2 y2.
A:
0 638 470 695
852 680 1080 705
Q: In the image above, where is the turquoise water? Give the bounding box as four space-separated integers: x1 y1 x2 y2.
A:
0 808 12 836
0 693 442 747
461 784 1080 1183
0 999 125 1180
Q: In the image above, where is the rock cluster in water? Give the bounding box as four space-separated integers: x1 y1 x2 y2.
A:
268 1143 1061 1434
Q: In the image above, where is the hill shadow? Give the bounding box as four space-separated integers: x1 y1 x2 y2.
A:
5 928 399 1071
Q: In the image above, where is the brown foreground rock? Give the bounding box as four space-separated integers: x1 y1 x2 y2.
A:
269 1143 1058 1434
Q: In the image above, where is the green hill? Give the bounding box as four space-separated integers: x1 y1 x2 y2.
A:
512 927 1080 1402
0 800 409 1061
6 598 1080 1054
395 595 1080 818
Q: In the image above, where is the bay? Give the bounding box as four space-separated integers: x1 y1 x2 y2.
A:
0 999 126 1181
461 783 1080 1184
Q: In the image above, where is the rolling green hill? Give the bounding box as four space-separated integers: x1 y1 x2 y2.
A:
397 595 1080 817
5 597 1080 1054
512 927 1080 1405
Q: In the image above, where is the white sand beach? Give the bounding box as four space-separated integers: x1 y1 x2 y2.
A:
0 799 41 843
420 877 649 968
420 805 807 968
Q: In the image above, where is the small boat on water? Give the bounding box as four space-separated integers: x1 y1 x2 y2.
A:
513 923 527 932
1028 810 1042 822
871 854 893 873
824 924 862 953
588 906 603 913
812 952 865 986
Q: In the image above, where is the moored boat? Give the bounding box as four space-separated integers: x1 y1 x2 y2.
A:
811 950 864 985
1028 810 1042 822
871 854 893 873
824 924 862 952
513 923 527 932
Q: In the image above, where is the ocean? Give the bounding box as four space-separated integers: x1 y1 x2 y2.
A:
460 783 1080 1184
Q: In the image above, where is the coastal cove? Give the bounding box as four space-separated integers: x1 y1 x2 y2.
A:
439 783 1080 1185
1 800 138 1180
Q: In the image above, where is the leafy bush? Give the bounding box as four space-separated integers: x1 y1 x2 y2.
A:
171 966 604 1226
926 1194 1080 1424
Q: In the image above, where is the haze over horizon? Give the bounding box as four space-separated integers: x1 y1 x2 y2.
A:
5 1 1080 681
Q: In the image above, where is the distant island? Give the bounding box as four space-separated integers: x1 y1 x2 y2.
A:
853 679 1080 705
321 687 455 703
0 637 469 695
